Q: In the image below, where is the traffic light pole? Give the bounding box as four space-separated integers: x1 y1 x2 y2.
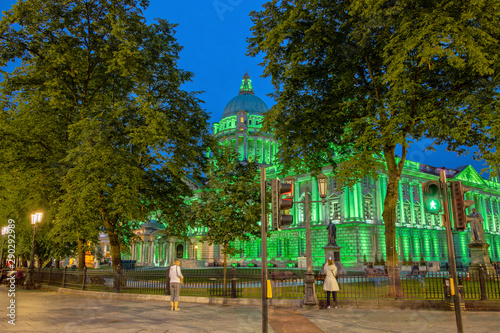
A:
440 170 463 333
303 187 318 306
260 167 268 333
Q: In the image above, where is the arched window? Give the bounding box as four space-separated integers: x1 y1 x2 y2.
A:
176 244 184 259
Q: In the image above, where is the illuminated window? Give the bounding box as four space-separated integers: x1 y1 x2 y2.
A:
414 204 421 224
364 194 374 220
329 199 340 220
425 213 432 226
404 202 411 224
240 116 244 122
396 202 402 225
362 176 371 188
402 183 409 197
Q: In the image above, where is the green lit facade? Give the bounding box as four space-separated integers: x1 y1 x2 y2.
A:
126 73 500 269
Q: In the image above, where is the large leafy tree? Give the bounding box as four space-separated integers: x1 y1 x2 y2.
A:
0 0 211 270
191 146 263 293
249 0 500 296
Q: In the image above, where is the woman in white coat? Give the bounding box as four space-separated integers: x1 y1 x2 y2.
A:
323 257 340 308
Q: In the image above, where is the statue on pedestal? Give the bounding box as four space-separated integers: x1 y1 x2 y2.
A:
327 220 337 246
468 208 485 243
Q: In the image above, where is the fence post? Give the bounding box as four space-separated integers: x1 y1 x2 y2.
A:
479 266 487 301
231 266 237 298
82 266 87 290
231 278 237 298
165 267 170 295
48 266 52 286
62 266 67 288
114 268 121 293
37 265 41 285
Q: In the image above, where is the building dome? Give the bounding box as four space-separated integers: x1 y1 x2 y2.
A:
221 72 269 119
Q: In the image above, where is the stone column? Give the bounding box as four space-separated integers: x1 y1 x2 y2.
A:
254 138 257 160
397 182 405 225
357 182 363 220
243 133 247 161
409 183 416 228
312 177 318 224
292 179 300 227
140 241 145 264
261 139 266 164
489 198 496 233
418 183 426 227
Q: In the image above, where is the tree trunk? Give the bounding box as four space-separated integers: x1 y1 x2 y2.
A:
223 248 228 296
383 145 405 298
55 257 60 269
101 211 122 271
77 237 86 270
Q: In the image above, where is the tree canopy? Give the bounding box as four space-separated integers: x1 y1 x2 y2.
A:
248 0 500 296
0 0 211 269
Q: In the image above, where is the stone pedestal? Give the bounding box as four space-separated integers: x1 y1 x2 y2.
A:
323 244 346 274
297 256 307 269
468 242 496 276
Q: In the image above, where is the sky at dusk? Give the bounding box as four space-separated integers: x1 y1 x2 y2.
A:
0 0 488 176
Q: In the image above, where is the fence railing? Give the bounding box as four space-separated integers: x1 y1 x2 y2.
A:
21 266 500 301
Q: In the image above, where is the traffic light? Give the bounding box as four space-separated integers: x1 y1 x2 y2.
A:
271 178 293 230
450 180 474 231
422 180 443 214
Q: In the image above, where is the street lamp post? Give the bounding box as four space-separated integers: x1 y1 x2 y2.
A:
0 226 9 269
286 174 328 307
25 212 43 289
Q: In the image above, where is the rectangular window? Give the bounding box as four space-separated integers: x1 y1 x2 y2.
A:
364 198 373 219
413 186 420 201
329 200 340 220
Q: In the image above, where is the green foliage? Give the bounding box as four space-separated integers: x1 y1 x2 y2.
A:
0 0 211 269
249 0 500 180
191 146 263 256
248 1 500 296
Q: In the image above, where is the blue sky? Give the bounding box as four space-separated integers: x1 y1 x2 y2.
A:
0 0 487 176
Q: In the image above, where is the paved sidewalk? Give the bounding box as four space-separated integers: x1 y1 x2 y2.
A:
2 286 500 332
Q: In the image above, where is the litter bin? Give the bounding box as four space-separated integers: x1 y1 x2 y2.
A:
442 278 465 311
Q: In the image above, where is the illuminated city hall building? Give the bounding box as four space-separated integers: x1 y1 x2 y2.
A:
125 73 500 269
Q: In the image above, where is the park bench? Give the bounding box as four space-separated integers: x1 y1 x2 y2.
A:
407 270 427 278
271 271 298 281
365 268 387 278
89 275 106 286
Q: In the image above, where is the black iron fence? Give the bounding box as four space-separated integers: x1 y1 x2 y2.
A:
19 266 500 301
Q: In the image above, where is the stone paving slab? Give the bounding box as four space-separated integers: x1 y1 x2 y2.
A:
2 285 500 332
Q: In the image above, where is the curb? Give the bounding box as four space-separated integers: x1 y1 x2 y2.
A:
40 285 500 311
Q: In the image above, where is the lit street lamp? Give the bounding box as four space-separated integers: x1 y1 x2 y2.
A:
0 226 9 269
25 212 43 289
286 174 328 307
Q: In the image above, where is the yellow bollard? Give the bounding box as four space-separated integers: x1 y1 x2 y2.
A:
267 280 272 298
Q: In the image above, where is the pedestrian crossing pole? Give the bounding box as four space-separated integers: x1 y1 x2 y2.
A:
440 170 463 333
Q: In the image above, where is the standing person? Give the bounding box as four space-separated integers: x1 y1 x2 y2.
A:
411 263 425 288
323 257 340 309
169 260 184 311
